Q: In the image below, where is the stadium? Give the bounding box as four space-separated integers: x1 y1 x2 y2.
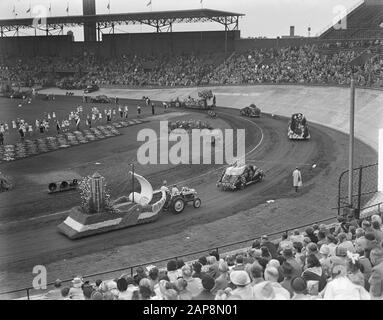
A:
0 0 382 302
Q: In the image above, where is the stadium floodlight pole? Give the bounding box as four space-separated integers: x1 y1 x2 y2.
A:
348 78 355 208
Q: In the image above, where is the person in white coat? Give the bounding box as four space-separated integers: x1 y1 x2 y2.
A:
292 167 302 192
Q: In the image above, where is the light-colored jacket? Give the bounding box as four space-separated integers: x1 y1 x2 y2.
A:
292 170 302 187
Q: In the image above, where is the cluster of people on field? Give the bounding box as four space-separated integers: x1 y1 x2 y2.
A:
41 212 383 300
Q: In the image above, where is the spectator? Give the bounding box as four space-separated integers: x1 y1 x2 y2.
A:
116 278 130 300
319 244 332 278
176 278 192 300
232 255 245 271
211 261 229 294
290 277 312 300
193 275 216 300
229 270 253 300
60 287 70 300
372 220 383 244
290 230 304 244
280 262 294 298
166 260 179 283
369 247 383 300
282 248 302 278
337 232 356 253
322 257 370 300
192 261 206 279
44 279 62 300
301 254 327 295
181 265 203 298
261 235 278 258
248 261 264 287
277 233 293 253
305 227 318 243
346 253 365 287
68 276 84 300
253 267 290 300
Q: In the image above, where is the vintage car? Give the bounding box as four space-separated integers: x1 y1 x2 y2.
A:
84 84 99 93
163 186 202 214
240 104 261 118
90 95 111 103
217 164 265 191
288 113 310 140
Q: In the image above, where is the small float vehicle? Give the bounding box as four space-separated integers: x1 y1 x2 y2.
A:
84 84 99 94
90 95 111 103
240 104 261 118
48 179 79 194
288 113 310 140
163 186 202 214
217 164 265 191
208 111 217 118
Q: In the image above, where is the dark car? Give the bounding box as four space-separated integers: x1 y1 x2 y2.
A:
217 164 265 191
240 104 261 118
90 95 111 103
84 84 99 93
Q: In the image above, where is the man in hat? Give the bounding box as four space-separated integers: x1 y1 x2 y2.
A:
369 247 383 300
292 167 302 192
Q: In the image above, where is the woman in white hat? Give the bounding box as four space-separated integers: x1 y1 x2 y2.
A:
229 270 253 300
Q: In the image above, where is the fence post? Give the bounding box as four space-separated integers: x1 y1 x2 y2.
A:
357 165 363 218
130 267 133 277
27 288 30 301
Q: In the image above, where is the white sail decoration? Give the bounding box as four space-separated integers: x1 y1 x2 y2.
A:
128 171 153 205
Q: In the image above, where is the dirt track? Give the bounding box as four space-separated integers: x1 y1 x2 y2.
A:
0 96 377 292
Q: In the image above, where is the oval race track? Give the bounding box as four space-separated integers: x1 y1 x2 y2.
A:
0 85 378 292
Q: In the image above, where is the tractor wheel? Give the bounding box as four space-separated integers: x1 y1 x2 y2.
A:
171 197 185 214
193 198 202 209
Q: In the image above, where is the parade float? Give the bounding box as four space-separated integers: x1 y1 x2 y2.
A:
58 172 168 239
288 113 311 140
169 89 215 110
217 163 265 191
0 171 13 192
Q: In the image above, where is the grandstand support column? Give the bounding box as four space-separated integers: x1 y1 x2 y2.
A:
97 23 101 41
0 27 3 38
224 17 228 58
348 79 356 207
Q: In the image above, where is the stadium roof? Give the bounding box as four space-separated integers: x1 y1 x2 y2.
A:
0 9 245 35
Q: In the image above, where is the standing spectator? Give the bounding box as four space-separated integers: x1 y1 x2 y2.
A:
280 262 294 298
319 244 332 278
261 235 278 258
369 247 383 300
372 220 383 245
124 106 129 119
0 131 4 146
137 105 141 117
282 248 302 278
292 167 302 192
151 103 155 115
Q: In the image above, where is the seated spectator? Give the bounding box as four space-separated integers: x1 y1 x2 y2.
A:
232 255 246 271
211 261 229 295
91 291 103 300
209 250 220 261
229 270 253 300
68 276 84 300
166 260 179 283
133 266 147 285
305 227 318 243
290 277 313 300
319 244 332 278
326 234 338 256
192 261 206 279
60 287 70 300
116 278 130 300
260 246 272 263
372 220 383 244
176 278 193 300
181 265 203 298
253 267 290 300
277 233 293 253
148 266 159 291
43 279 62 300
369 247 383 300
322 257 370 300
280 262 294 298
248 261 264 287
290 230 304 244
346 253 365 287
82 284 94 300
337 232 355 253
193 275 216 300
316 230 327 248
301 254 327 294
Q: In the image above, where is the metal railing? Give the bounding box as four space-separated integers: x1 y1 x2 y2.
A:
0 215 338 300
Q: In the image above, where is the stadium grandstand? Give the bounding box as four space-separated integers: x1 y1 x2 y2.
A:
0 0 383 303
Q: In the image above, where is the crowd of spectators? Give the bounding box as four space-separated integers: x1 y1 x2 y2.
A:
42 212 383 300
1 40 381 90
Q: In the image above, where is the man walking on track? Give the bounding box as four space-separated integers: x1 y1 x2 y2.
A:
292 167 302 192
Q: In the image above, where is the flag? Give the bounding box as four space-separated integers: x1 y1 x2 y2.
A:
26 8 31 13
49 3 51 12
147 0 152 7
66 3 69 12
107 2 110 10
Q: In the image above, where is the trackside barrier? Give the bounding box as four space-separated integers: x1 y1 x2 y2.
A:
0 216 337 300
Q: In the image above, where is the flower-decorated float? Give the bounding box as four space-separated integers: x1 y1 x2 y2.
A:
58 171 168 239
